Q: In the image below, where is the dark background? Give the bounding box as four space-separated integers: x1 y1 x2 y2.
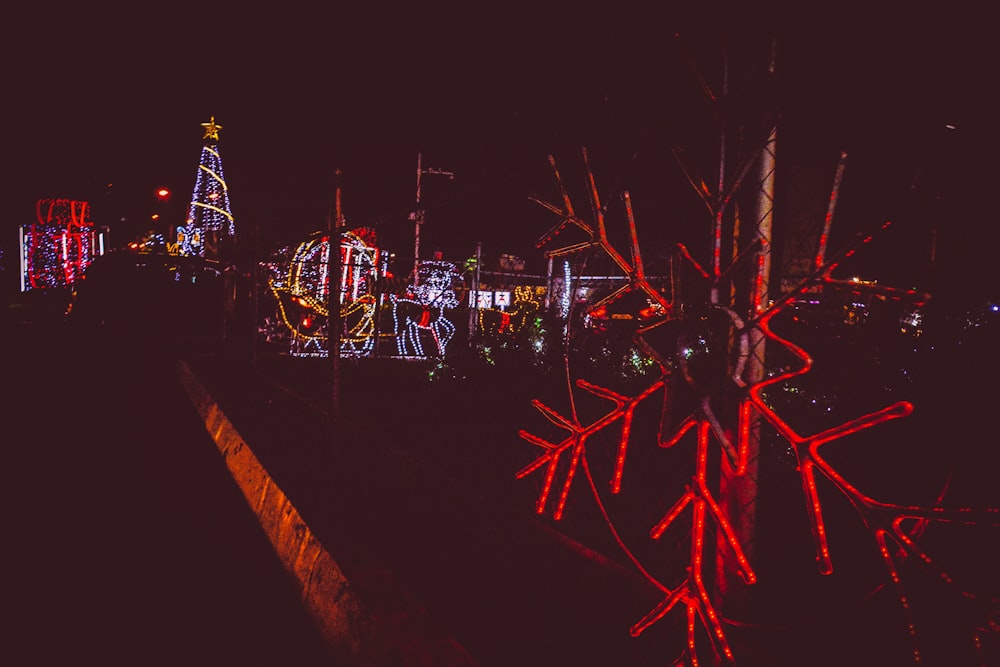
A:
4 1 996 291
3 6 996 663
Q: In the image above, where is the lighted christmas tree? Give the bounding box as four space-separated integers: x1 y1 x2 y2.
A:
176 117 236 259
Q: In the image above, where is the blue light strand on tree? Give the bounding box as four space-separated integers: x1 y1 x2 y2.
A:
177 117 235 257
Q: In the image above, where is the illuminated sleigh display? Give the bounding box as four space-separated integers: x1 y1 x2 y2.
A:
265 232 463 359
267 228 382 356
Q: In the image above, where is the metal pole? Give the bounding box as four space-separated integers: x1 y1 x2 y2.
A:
328 169 344 434
413 152 423 286
716 40 777 627
410 152 455 287
372 252 383 359
468 241 482 343
711 40 730 296
814 151 849 272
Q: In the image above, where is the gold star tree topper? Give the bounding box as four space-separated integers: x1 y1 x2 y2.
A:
201 116 222 141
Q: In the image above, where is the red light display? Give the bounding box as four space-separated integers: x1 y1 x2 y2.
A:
516 152 999 665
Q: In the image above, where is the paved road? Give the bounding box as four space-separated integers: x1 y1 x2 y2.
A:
1 313 334 665
10 288 996 667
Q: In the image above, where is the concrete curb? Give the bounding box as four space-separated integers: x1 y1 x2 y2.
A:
176 359 478 666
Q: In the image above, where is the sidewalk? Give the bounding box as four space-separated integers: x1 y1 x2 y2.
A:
178 351 670 667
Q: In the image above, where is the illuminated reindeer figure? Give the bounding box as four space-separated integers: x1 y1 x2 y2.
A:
390 260 460 357
477 285 541 339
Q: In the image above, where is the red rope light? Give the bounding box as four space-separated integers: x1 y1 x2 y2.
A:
518 153 1000 665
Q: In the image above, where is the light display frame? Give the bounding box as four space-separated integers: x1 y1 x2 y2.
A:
177 117 236 258
389 260 461 358
477 285 541 338
515 152 1000 666
20 198 106 292
267 229 385 357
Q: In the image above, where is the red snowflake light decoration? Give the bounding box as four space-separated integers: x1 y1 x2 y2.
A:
516 152 1000 666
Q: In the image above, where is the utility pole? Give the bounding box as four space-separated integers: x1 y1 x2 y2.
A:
468 241 482 343
716 38 777 632
328 169 344 440
409 152 454 285
372 256 383 359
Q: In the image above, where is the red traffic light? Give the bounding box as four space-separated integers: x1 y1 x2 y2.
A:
155 187 171 202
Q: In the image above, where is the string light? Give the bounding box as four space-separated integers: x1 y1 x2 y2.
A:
516 152 999 665
477 286 540 338
265 234 463 359
177 118 235 257
21 198 102 290
390 260 460 358
268 230 381 357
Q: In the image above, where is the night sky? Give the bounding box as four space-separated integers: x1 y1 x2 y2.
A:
5 2 996 293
